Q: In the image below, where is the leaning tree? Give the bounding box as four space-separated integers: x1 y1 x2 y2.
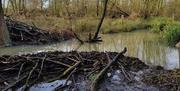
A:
0 0 11 47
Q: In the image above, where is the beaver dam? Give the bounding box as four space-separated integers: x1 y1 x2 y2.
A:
5 18 74 45
0 48 179 91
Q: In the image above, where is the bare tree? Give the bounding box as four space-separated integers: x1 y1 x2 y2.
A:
96 0 100 16
0 0 11 46
92 0 109 42
40 0 43 10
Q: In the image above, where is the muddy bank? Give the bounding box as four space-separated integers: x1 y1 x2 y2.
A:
0 50 179 91
143 68 180 91
5 18 74 45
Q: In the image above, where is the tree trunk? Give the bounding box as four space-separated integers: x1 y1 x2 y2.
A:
96 0 100 16
0 0 11 47
9 0 15 13
3 0 5 8
21 0 25 14
19 0 22 13
93 0 108 40
40 0 43 10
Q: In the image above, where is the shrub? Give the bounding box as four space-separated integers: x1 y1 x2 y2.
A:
148 17 174 33
163 23 180 45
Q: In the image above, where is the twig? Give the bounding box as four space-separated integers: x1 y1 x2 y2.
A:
105 52 111 63
1 62 21 71
24 61 39 90
117 61 132 81
62 61 81 78
38 55 47 79
73 32 84 44
46 59 71 67
65 68 77 85
17 62 25 80
55 68 77 90
49 60 81 82
67 57 79 62
2 74 28 91
86 69 99 78
91 48 127 91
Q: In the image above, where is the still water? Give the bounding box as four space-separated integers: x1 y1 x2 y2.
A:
0 31 179 69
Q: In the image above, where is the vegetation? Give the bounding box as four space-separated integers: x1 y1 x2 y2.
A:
0 0 179 91
2 0 180 19
147 17 174 33
163 23 180 45
0 0 180 45
145 17 180 45
102 18 145 33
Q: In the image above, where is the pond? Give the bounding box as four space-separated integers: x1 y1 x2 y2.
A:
0 30 179 69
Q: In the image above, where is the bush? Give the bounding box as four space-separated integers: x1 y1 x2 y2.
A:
147 17 174 33
146 17 180 46
163 23 180 45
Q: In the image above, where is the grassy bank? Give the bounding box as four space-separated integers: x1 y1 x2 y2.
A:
147 17 180 46
14 16 147 33
14 16 180 46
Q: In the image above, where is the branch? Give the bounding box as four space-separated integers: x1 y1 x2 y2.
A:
91 48 127 91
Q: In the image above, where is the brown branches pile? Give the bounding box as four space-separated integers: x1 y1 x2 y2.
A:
0 49 147 91
5 18 74 45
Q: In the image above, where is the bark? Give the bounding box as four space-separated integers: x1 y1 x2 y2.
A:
5 0 10 13
96 0 100 16
19 0 22 12
93 0 108 40
9 0 15 13
21 0 25 14
0 0 11 46
40 0 43 10
3 0 5 8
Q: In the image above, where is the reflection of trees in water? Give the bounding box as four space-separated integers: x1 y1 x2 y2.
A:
142 41 167 66
70 32 177 68
100 33 167 66
73 43 82 51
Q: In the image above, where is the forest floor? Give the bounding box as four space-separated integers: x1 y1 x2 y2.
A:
0 50 179 91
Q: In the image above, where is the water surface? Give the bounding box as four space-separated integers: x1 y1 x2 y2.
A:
0 31 179 69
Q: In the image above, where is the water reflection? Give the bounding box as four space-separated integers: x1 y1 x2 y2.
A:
179 48 180 68
0 31 179 69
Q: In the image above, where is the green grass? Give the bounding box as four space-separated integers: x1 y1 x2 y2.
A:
162 22 180 45
15 16 180 46
102 18 146 33
145 17 180 46
15 16 147 33
147 17 174 33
